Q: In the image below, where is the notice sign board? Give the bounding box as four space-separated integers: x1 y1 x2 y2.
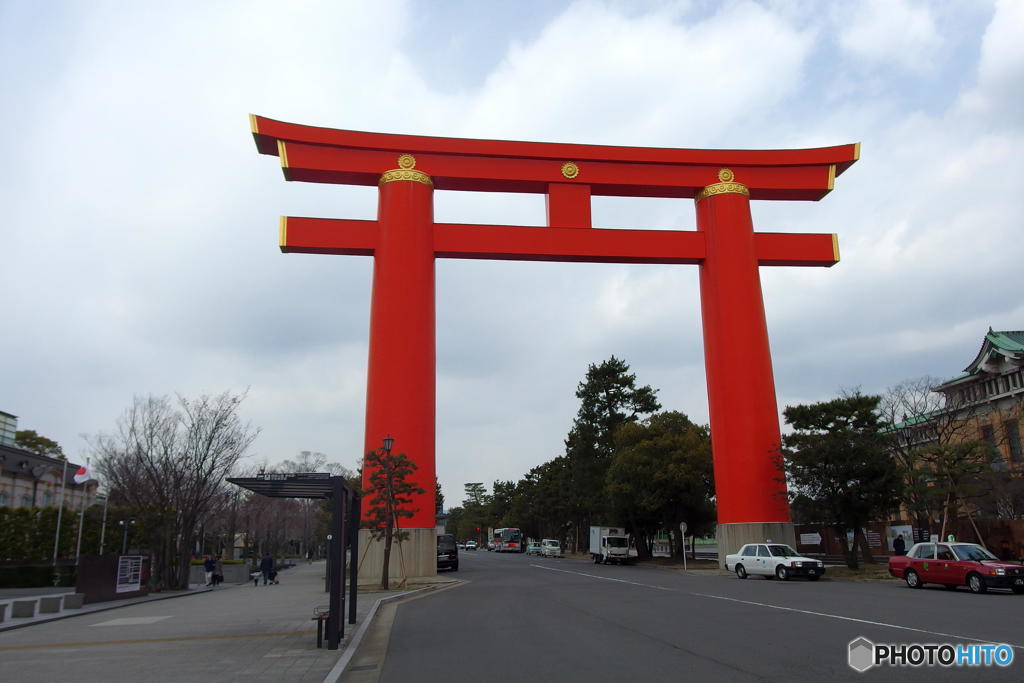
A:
116 556 143 593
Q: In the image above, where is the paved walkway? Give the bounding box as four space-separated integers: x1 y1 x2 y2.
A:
0 561 408 682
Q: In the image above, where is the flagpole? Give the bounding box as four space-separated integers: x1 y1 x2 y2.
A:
99 491 110 555
52 458 69 581
75 458 89 563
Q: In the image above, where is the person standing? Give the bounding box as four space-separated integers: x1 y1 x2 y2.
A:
203 555 215 586
893 534 906 556
212 555 224 586
259 552 274 586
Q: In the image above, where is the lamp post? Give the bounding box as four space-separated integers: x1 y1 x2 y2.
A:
119 519 136 555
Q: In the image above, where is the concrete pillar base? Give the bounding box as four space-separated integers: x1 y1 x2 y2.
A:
357 528 437 586
717 522 797 569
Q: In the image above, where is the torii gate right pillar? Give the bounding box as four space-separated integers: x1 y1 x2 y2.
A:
696 171 797 564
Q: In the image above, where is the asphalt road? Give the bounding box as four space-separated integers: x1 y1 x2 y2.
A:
377 550 1023 682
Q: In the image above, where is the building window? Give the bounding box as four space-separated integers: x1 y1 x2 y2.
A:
1006 420 1022 463
981 424 996 445
21 495 32 507
0 412 17 447
0 492 7 506
43 492 53 506
981 425 1003 470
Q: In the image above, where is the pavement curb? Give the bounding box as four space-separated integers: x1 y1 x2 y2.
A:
322 587 428 683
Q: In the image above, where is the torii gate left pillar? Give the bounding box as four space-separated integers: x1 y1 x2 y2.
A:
361 171 439 580
251 115 858 580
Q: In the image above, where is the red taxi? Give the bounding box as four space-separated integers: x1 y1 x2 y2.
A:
888 541 1024 594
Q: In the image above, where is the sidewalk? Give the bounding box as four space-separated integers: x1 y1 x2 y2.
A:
0 560 416 682
0 583 214 631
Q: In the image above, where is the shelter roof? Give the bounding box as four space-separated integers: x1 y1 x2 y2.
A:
227 472 352 499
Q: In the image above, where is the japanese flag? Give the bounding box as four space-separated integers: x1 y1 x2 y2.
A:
73 464 92 484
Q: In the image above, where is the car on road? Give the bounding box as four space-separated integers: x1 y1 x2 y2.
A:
541 539 563 558
526 541 542 555
465 541 478 551
487 541 496 551
437 533 459 571
888 541 1024 594
724 543 825 581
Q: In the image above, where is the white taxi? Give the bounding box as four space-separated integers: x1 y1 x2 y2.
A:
724 543 825 581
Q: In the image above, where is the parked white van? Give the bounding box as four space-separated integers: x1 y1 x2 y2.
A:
541 539 563 558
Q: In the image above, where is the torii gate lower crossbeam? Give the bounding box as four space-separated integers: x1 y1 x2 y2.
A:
251 115 858 578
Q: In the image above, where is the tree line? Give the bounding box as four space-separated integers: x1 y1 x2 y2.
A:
10 363 1018 582
446 356 716 558
443 358 1022 570
7 391 358 590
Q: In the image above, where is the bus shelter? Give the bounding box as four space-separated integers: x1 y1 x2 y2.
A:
226 472 358 650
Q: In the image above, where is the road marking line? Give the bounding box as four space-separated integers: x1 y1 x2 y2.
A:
0 630 317 651
530 564 672 591
92 616 171 626
530 563 1023 650
689 592 1024 650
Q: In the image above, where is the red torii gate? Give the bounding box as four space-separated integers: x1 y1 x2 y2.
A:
251 115 857 575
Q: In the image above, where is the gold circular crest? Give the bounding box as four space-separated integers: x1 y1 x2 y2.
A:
718 168 735 183
561 162 580 179
397 154 416 169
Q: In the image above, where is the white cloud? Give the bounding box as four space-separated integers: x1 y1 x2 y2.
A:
957 0 1024 123
835 0 942 75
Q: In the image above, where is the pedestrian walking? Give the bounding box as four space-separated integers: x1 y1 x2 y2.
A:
203 555 215 586
259 552 274 586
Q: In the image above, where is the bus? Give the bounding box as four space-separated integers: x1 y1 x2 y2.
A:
493 527 524 553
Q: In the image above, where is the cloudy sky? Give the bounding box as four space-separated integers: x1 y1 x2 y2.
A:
3 0 1022 508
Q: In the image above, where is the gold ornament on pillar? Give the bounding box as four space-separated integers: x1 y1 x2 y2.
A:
695 167 750 202
380 153 433 186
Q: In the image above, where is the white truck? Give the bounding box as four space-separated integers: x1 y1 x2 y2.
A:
589 526 632 564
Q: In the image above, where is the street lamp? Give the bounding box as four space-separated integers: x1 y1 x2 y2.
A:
382 435 394 455
118 519 136 555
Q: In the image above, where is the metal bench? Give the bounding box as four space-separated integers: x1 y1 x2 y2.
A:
312 605 330 648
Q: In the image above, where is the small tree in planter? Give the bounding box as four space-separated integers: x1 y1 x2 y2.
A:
362 447 424 589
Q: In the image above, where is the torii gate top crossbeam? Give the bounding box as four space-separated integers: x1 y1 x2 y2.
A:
251 115 857 201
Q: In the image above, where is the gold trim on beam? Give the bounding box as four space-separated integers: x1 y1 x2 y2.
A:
279 217 288 251
853 142 861 161
832 234 840 262
827 164 836 191
277 140 289 167
249 114 259 134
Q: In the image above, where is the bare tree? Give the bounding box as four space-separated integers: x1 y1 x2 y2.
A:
881 377 996 542
92 391 258 589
